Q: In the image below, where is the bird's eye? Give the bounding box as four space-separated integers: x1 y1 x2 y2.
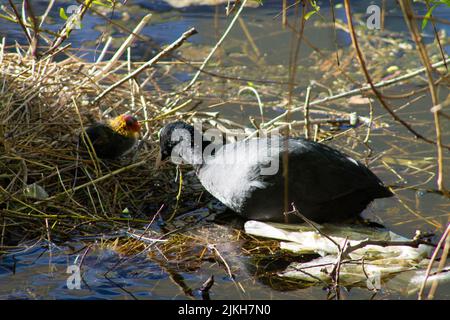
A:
125 116 136 127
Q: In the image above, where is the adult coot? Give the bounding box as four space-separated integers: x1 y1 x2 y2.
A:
81 114 141 159
158 121 393 223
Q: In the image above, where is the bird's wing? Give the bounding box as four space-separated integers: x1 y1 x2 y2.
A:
284 138 387 203
197 137 387 211
83 124 112 148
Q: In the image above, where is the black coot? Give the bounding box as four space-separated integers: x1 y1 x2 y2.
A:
158 121 393 223
81 114 141 159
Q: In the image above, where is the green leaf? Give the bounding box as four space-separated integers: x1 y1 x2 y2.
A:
59 7 68 20
310 0 320 11
305 0 320 20
432 0 450 5
92 0 113 8
421 4 437 29
304 10 317 20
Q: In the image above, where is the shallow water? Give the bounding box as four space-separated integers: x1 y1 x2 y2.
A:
0 0 449 299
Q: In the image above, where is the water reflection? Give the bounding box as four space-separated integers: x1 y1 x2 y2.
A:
0 0 449 299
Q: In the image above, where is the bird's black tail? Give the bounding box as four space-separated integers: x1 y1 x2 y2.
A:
373 184 394 199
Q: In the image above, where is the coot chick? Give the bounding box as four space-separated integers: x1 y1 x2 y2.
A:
158 121 393 223
81 114 141 159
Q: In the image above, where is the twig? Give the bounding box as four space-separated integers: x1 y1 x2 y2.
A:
23 0 39 58
330 237 348 299
340 237 432 257
92 13 152 81
273 1 301 20
182 0 248 92
209 244 233 278
238 17 260 58
94 36 112 65
418 223 450 299
199 275 215 293
427 226 450 299
238 86 264 123
94 27 197 104
38 0 55 29
343 0 447 151
363 99 374 144
283 1 306 221
7 0 32 48
303 85 312 139
361 257 377 292
104 273 138 300
285 203 341 249
329 0 340 66
77 244 91 273
282 0 287 27
131 204 164 243
43 0 94 57
256 58 450 135
424 0 448 71
399 0 447 195
287 202 434 298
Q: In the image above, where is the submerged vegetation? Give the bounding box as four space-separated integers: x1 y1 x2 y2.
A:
0 0 449 299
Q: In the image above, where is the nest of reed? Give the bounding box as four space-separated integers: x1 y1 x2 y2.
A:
0 47 205 249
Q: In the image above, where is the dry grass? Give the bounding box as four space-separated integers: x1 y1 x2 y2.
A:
0 46 189 248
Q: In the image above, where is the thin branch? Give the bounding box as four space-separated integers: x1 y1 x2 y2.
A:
427 225 450 299
303 85 312 139
424 0 448 71
42 0 94 57
23 0 39 58
92 13 153 81
285 203 341 249
182 0 248 92
38 0 55 28
399 0 447 194
343 0 448 150
94 27 197 104
7 0 32 47
418 223 450 299
286 202 434 299
258 58 450 138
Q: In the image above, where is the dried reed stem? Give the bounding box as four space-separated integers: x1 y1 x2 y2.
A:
343 0 448 151
94 27 197 104
399 0 447 195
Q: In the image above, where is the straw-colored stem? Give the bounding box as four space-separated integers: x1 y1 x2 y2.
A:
303 85 312 139
92 13 152 82
399 0 447 195
94 27 197 104
182 0 248 92
418 223 450 299
343 0 448 151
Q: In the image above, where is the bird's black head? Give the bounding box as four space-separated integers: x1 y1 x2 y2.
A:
158 121 199 162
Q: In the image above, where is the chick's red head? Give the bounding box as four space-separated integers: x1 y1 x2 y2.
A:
109 114 141 138
123 114 141 133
